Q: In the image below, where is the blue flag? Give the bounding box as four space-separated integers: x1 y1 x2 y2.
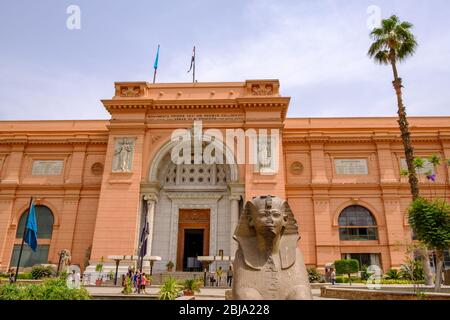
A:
153 45 160 70
24 202 38 252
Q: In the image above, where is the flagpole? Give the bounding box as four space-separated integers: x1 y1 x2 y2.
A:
193 46 196 83
14 197 33 282
153 68 157 84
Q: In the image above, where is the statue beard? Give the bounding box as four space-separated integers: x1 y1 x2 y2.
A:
262 228 278 255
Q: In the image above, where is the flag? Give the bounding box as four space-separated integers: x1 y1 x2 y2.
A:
153 45 160 70
187 46 195 73
139 214 149 258
24 201 38 252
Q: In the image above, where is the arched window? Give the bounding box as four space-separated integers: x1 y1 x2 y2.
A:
10 205 54 268
338 205 378 241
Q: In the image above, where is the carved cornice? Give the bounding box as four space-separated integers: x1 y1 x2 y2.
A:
0 136 108 145
283 133 445 144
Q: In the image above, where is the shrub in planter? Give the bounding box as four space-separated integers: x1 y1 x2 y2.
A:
182 279 201 296
166 261 174 272
158 277 182 300
384 268 401 280
31 265 55 280
307 267 322 283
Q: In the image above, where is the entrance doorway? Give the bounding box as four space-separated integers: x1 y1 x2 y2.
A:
177 209 210 271
183 229 204 271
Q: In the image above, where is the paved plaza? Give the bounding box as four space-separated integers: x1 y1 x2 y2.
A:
85 285 340 300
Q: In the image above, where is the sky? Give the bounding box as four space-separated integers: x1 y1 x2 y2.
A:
0 0 449 120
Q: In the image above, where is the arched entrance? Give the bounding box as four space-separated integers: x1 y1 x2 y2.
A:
141 137 243 272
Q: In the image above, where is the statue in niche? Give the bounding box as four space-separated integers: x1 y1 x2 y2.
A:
114 139 133 172
258 142 271 171
231 195 312 300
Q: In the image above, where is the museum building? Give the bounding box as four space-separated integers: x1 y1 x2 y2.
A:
1 79 449 274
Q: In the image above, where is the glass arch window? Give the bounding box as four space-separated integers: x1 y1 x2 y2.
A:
16 205 54 239
11 205 54 268
338 205 378 241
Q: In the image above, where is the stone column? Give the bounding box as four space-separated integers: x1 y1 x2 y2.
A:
229 194 241 256
375 140 396 183
143 193 158 256
309 141 329 184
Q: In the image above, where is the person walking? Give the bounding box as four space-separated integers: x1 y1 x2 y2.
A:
330 268 336 285
132 271 139 293
8 269 15 284
226 266 233 287
141 273 147 294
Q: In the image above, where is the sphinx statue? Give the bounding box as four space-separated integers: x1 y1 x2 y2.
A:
231 195 312 300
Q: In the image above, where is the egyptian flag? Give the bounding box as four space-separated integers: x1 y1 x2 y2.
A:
187 46 195 73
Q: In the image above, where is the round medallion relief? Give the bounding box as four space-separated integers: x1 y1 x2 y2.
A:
91 162 104 175
290 161 304 175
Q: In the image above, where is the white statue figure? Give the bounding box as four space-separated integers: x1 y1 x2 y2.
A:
59 249 71 274
258 142 271 170
115 139 132 171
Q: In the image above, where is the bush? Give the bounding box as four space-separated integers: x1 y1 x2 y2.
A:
121 277 132 295
384 268 401 280
307 268 322 283
16 272 33 280
182 279 202 294
335 276 363 284
334 259 359 285
360 265 372 281
0 278 90 300
31 265 55 280
158 277 182 300
380 279 424 285
400 260 424 281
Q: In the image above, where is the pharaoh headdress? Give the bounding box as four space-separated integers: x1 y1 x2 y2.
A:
233 195 300 270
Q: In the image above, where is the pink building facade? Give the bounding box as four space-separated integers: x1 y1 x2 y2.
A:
1 80 449 273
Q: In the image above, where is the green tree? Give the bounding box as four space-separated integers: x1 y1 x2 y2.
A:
368 15 436 286
368 15 419 200
409 198 450 291
334 259 359 285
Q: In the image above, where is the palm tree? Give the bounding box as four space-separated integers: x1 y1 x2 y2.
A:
368 15 433 286
368 15 419 200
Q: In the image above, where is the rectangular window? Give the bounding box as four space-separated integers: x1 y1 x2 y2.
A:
444 249 450 269
334 159 368 175
339 227 378 240
10 245 50 268
32 160 63 176
400 158 434 174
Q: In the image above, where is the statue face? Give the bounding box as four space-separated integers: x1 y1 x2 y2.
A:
249 207 287 236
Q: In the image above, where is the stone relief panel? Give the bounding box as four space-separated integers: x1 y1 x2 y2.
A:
112 138 136 172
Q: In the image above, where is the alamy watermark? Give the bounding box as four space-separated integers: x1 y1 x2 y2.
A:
366 5 382 30
66 5 81 30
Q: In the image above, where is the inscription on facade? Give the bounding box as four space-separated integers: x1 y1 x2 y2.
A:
147 113 244 122
32 160 63 176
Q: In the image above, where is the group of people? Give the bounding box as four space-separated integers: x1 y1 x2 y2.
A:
208 266 233 287
123 267 149 294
